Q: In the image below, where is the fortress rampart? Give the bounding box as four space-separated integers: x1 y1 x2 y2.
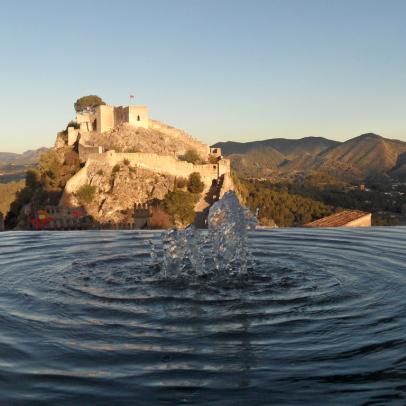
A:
78 144 103 162
61 161 91 205
87 151 229 181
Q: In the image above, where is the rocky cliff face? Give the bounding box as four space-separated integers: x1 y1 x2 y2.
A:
65 160 174 223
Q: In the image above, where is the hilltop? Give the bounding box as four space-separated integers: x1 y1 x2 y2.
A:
78 120 209 158
214 133 406 181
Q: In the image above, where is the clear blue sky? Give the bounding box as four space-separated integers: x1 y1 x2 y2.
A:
1 0 406 152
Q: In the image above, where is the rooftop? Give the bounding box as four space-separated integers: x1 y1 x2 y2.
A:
304 210 371 228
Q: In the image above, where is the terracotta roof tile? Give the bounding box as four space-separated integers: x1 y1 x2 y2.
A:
304 210 371 227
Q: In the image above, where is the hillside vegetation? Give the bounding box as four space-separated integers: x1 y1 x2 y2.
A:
233 175 334 227
0 180 24 216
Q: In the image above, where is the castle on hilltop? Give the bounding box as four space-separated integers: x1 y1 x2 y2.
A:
58 101 233 226
76 104 149 134
62 102 224 164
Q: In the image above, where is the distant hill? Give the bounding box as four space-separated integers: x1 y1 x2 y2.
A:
216 137 338 157
213 134 406 181
0 148 47 183
0 148 47 166
229 147 286 178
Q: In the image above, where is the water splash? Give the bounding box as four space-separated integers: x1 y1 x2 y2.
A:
162 225 205 278
208 191 257 274
153 191 257 278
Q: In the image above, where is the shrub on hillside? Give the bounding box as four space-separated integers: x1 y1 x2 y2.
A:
187 172 204 194
112 164 121 174
175 177 188 189
123 159 130 166
181 149 201 164
74 95 105 112
77 185 96 204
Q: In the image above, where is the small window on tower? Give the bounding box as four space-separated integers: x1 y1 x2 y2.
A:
137 115 140 121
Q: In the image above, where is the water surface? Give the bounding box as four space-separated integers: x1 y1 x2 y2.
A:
1 228 406 404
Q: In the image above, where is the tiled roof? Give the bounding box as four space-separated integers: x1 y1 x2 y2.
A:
304 210 371 227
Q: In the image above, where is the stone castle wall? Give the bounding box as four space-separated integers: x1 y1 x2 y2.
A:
78 144 103 163
87 151 224 181
60 162 90 205
67 127 80 146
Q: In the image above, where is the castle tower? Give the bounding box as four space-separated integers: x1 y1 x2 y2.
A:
96 105 115 133
96 104 149 133
127 105 149 129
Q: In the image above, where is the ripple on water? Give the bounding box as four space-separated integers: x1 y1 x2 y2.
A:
0 229 406 404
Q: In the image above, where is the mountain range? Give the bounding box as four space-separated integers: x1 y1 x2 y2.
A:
213 133 406 182
0 148 48 166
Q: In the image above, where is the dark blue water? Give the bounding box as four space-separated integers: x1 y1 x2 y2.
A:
1 228 406 405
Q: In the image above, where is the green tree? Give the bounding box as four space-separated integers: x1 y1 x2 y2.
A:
74 95 105 112
182 149 201 164
25 169 41 190
39 150 62 189
163 190 197 225
5 170 45 229
187 172 204 194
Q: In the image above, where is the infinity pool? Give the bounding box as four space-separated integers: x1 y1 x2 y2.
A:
1 228 405 404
